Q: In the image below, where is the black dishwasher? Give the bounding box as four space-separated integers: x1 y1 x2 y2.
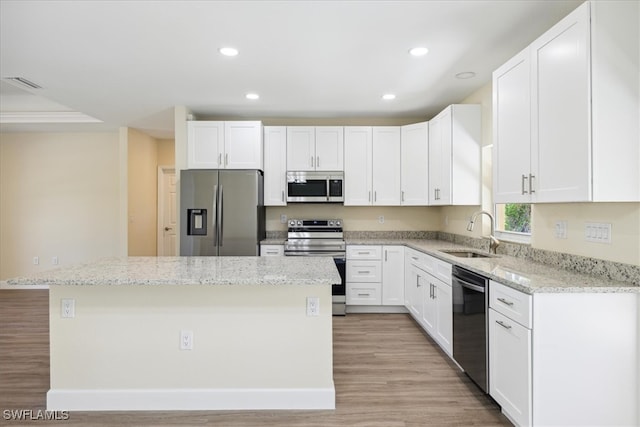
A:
452 265 489 393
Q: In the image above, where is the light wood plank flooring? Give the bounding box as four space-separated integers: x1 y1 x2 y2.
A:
0 290 510 426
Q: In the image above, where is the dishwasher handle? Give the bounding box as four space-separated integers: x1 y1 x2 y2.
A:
453 276 486 293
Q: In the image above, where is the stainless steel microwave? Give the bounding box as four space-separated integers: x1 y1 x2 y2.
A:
286 171 344 203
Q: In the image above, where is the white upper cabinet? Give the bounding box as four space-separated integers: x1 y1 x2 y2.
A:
428 105 481 206
187 121 262 170
400 122 429 205
493 1 640 203
263 126 287 206
315 127 344 171
493 49 532 204
344 126 401 206
372 127 401 205
286 126 344 171
187 121 224 169
344 127 373 205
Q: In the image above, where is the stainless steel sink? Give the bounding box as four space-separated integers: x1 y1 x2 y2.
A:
439 249 494 258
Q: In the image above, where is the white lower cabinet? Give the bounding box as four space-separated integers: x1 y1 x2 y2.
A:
260 244 284 256
404 248 453 356
347 245 404 307
489 280 638 427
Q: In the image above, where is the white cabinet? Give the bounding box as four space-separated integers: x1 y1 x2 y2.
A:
344 126 401 206
260 244 284 256
489 281 532 427
287 126 343 171
428 105 481 205
382 246 405 306
347 245 382 305
187 121 263 170
263 126 287 206
400 121 429 205
347 245 404 307
404 248 453 356
493 1 640 203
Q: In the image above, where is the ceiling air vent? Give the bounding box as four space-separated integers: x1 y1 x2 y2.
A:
5 77 42 89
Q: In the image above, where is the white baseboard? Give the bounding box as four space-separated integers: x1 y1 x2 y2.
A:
47 387 336 411
346 305 408 314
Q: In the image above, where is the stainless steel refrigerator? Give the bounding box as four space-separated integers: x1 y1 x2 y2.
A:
180 170 265 256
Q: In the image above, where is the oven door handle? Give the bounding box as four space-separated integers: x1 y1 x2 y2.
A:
454 277 486 293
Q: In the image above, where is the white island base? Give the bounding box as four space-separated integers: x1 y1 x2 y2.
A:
47 283 334 411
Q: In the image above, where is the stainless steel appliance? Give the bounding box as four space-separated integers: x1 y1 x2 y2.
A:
286 171 344 203
284 219 346 315
180 169 265 256
452 265 489 393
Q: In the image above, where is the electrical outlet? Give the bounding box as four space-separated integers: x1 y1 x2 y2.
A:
33 256 39 265
52 256 59 265
306 297 320 316
180 330 194 350
61 299 75 318
555 221 568 239
280 214 287 224
378 215 385 224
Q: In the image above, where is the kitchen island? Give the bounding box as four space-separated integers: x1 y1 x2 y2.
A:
8 256 340 411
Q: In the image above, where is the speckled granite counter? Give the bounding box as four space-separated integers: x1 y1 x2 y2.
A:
7 256 340 287
345 238 639 294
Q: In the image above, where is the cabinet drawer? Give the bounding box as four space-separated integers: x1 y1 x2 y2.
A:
490 280 532 328
260 244 284 256
346 282 382 305
347 245 382 260
405 248 431 273
346 260 382 282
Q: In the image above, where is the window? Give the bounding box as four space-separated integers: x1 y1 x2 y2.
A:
495 203 531 243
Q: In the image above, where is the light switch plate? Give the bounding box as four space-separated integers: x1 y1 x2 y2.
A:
585 222 611 244
555 221 568 239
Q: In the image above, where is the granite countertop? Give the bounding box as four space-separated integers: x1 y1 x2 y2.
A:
345 238 638 294
6 256 340 287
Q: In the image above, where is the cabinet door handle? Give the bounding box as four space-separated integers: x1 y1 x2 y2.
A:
529 174 535 194
384 250 388 262
219 153 222 166
281 190 285 202
496 320 512 330
522 174 528 195
402 191 405 202
416 276 421 287
374 191 377 202
225 153 228 166
316 156 320 168
368 191 371 202
433 284 437 299
311 156 314 168
497 297 514 306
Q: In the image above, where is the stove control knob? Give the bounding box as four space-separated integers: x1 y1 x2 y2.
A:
329 221 334 226
297 220 302 226
336 220 341 227
289 220 295 227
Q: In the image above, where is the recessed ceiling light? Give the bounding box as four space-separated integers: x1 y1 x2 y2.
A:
455 71 476 79
246 93 259 100
409 47 429 57
219 47 239 57
382 94 396 101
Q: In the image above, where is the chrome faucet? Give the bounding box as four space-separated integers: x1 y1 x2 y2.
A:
467 210 500 254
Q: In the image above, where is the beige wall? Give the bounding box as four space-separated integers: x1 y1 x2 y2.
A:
440 82 640 266
127 130 176 256
0 132 123 279
266 205 441 232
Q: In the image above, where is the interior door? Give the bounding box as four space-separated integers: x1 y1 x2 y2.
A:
159 168 177 256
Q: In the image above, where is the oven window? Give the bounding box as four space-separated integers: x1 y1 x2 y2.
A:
288 180 327 197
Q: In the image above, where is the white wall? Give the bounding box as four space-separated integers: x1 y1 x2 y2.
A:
0 132 124 279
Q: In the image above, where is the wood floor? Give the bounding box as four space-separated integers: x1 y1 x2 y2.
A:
0 290 510 426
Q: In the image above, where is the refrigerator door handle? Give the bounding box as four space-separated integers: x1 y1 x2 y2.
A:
218 185 224 246
212 185 218 246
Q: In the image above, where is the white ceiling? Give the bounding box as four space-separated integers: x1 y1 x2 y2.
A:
0 0 583 139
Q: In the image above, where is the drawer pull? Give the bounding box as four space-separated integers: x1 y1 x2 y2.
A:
266 251 278 254
357 293 370 297
411 256 419 261
496 320 512 330
497 297 514 306
357 270 370 274
357 251 370 255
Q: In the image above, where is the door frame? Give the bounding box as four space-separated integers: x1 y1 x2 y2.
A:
157 166 176 256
